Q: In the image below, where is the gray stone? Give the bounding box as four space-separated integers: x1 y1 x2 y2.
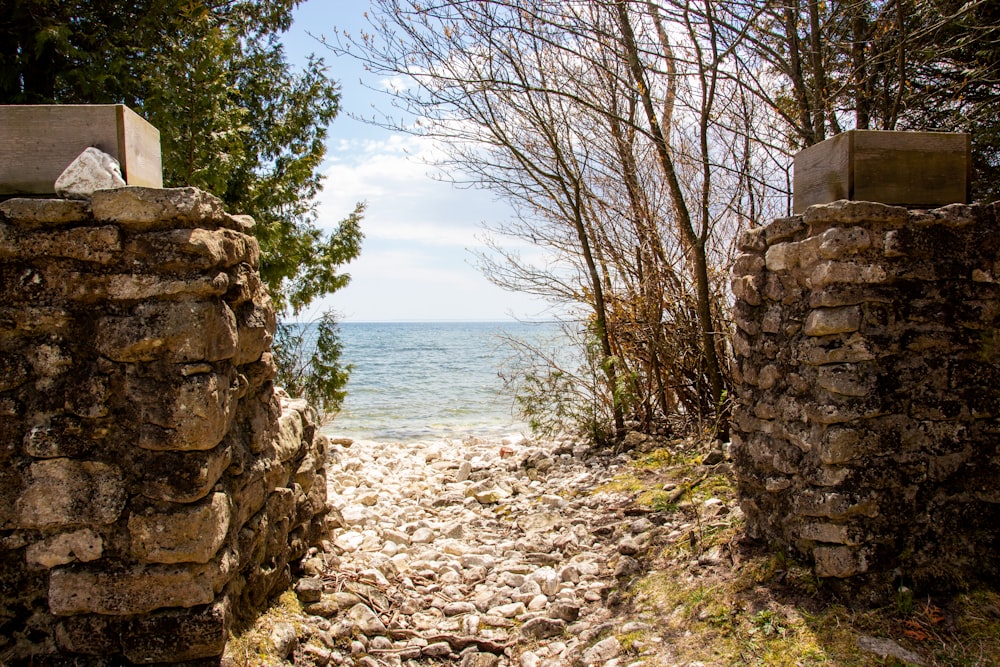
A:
795 491 877 520
15 459 125 529
443 601 477 616
128 493 230 563
520 652 540 667
422 642 453 657
764 242 798 272
0 225 122 264
527 594 548 610
548 603 581 622
517 512 561 533
96 300 237 363
857 636 927 666
491 602 526 618
129 227 258 271
442 520 465 538
25 529 103 569
809 261 886 289
462 652 500 667
295 577 324 603
813 545 867 578
731 274 763 306
274 406 306 463
803 306 862 336
135 372 236 451
732 252 766 277
54 147 126 199
54 615 121 656
614 556 642 579
764 215 807 244
411 526 436 543
347 603 386 635
733 228 768 256
798 522 857 546
303 598 340 618
582 636 622 665
80 271 229 302
0 197 91 228
235 300 276 365
802 199 909 226
798 334 874 365
520 617 566 640
270 622 298 658
91 186 227 230
528 566 561 596
137 444 232 503
48 560 226 615
817 364 872 398
466 480 512 504
122 600 228 663
817 226 872 258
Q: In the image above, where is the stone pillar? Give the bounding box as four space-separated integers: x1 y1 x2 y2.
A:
731 199 1000 593
0 187 329 663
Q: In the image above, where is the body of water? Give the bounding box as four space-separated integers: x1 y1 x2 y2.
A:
317 321 571 441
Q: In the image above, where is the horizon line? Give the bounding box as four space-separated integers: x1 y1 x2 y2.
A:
331 318 566 324
282 318 576 327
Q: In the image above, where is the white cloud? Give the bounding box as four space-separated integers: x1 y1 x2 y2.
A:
316 133 511 247
308 132 556 321
379 74 413 94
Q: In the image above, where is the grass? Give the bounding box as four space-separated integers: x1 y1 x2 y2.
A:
603 440 1000 667
592 473 645 496
225 591 308 667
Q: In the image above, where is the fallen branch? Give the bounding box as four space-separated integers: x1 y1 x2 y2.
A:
386 628 512 654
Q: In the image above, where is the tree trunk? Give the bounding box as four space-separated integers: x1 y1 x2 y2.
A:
614 0 724 411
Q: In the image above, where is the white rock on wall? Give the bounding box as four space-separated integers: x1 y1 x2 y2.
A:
54 147 126 199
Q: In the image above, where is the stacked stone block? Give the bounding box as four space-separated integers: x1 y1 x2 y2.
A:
0 187 329 663
731 199 1000 592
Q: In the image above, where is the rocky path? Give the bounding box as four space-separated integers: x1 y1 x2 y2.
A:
230 431 1000 667
278 433 688 667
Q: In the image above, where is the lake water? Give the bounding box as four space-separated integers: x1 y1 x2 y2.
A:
317 321 572 442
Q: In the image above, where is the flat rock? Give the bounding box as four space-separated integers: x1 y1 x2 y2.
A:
857 636 927 666
443 601 477 616
582 636 621 665
347 603 386 636
461 652 500 667
422 641 452 657
466 482 512 504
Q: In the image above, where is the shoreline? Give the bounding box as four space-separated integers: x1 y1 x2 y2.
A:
319 422 536 448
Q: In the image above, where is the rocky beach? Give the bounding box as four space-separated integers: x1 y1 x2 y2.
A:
226 432 739 667
224 429 1000 667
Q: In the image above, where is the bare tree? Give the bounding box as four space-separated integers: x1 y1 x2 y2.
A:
331 0 778 437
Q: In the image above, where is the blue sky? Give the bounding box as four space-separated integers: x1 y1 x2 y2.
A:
281 2 551 322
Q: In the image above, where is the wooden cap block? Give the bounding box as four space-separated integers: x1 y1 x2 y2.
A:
0 104 163 195
793 130 970 213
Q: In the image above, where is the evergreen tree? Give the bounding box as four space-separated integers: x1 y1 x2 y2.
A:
0 0 363 409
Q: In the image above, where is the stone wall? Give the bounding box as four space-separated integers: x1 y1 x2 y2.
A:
731 199 1000 593
0 187 330 663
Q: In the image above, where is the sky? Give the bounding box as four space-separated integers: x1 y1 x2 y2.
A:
281 2 552 323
